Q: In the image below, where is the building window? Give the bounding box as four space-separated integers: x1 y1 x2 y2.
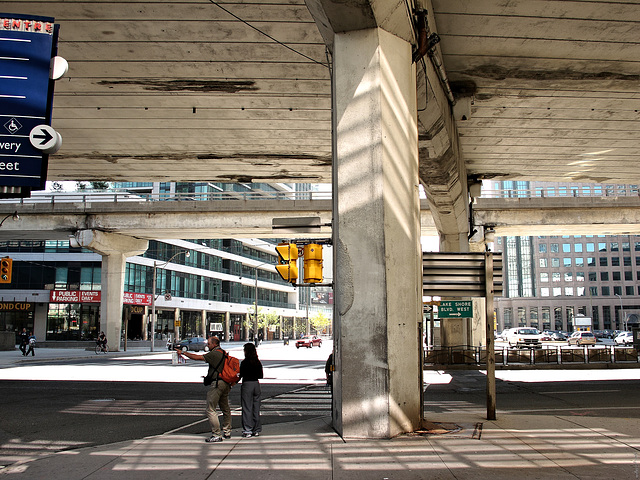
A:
610 242 619 251
602 286 610 296
552 272 561 282
574 244 583 253
601 272 609 281
612 271 621 281
563 244 571 253
587 257 596 266
553 287 561 296
624 257 631 266
612 257 620 267
635 241 640 251
540 272 549 282
586 243 595 252
565 287 574 296
625 271 632 281
539 244 547 253
600 257 608 266
613 286 622 296
518 307 526 327
589 286 598 296
622 242 630 252
539 258 548 267
576 272 585 282
598 242 607 252
577 287 586 296
550 243 559 253
541 288 550 297
563 258 572 267
626 286 634 295
564 272 573 282
552 258 560 267
575 258 584 267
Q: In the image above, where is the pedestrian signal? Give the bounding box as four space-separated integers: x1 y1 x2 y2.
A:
303 244 323 283
275 243 299 283
0 257 12 283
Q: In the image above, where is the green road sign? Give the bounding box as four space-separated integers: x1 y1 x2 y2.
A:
438 300 473 318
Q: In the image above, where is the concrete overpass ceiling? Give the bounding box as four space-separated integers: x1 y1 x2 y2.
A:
431 0 640 185
2 0 333 184
2 1 638 187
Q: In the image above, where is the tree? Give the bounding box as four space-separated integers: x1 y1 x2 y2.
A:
310 311 331 334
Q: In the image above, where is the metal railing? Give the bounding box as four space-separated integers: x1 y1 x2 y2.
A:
481 185 640 199
425 344 640 366
1 190 333 206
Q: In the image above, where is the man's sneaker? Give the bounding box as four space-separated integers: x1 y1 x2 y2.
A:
252 432 260 437
205 435 223 443
242 432 252 438
223 433 231 439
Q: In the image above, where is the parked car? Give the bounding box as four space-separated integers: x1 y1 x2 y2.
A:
539 331 553 341
170 336 208 352
614 331 633 346
567 331 596 346
506 328 542 349
550 331 567 341
295 335 322 349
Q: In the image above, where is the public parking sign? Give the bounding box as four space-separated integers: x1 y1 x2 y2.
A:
0 14 61 191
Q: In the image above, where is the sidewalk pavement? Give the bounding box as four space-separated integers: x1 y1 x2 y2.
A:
1 409 638 479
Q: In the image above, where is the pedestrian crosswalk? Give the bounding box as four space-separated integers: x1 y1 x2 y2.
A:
260 385 332 419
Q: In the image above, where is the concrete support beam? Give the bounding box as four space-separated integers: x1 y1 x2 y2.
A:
73 230 148 351
417 1 470 252
333 28 422 439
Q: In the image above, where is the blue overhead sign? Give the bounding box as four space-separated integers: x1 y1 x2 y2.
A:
0 14 59 189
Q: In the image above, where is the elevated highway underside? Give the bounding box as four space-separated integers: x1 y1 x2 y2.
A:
2 0 639 244
0 196 638 241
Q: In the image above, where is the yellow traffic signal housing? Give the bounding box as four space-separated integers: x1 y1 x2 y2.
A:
275 243 299 283
303 244 323 283
0 257 12 283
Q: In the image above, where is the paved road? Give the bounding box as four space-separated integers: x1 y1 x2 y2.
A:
0 342 331 469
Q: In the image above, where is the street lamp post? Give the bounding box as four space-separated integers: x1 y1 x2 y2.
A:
150 250 190 352
615 293 625 331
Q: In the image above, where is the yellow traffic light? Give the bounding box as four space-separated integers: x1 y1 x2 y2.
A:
0 257 12 284
303 244 323 283
275 243 299 283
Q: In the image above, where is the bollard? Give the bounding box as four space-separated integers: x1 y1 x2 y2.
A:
172 351 178 365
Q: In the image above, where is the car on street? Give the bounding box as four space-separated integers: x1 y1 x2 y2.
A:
614 331 633 345
550 331 567 341
505 328 542 349
169 336 209 352
295 335 322 349
567 331 596 346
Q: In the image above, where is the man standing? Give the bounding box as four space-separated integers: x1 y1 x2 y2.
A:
177 336 231 443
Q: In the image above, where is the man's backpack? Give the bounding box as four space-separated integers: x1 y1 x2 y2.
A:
213 350 240 386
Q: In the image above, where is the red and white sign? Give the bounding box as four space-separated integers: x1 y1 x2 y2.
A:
49 290 101 303
123 292 152 306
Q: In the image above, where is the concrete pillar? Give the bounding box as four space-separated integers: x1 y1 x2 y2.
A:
333 28 421 438
73 230 148 352
245 312 250 340
225 311 230 341
201 309 207 337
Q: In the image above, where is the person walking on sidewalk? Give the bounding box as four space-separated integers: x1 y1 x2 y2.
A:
25 332 36 356
239 342 263 438
18 328 28 356
176 336 232 443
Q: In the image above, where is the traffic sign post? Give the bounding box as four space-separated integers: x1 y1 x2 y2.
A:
438 300 473 318
0 14 64 196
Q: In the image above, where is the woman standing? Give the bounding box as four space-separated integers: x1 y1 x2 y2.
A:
239 342 263 437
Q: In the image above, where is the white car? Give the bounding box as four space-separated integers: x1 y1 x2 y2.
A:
506 328 542 349
614 331 633 346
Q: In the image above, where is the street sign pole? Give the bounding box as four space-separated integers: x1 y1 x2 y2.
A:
485 251 496 420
